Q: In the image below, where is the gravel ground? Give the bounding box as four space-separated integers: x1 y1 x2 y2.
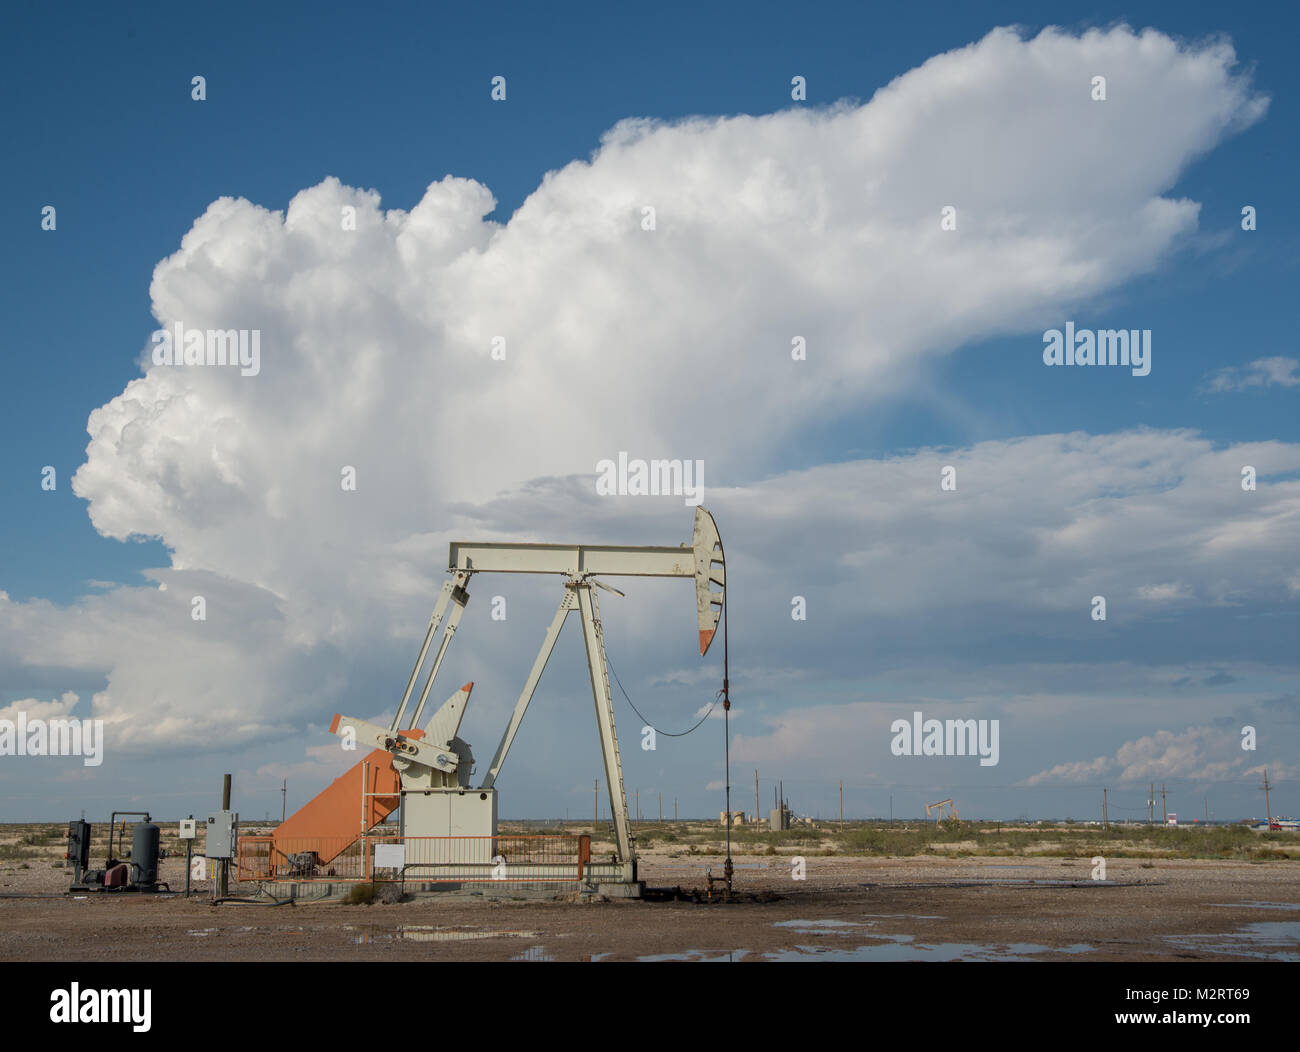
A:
2 851 1297 961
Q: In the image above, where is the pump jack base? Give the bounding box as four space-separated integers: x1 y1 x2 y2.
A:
591 880 644 899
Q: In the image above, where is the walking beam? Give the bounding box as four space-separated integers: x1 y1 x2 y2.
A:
449 507 725 655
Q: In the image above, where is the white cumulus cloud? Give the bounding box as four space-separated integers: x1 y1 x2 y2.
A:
0 24 1277 777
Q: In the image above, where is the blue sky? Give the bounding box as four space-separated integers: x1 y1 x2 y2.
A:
2 2 1297 825
6 0 1298 600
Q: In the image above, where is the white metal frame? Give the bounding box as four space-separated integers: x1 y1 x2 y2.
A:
341 508 725 885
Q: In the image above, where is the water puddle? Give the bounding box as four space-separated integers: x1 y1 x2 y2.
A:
767 936 1094 962
934 878 1121 887
1209 901 1300 911
775 919 870 935
353 926 540 945
1165 921 1300 961
860 913 944 920
637 949 751 962
511 945 556 961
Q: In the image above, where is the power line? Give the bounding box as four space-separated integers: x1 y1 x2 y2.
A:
739 776 1298 791
606 651 716 737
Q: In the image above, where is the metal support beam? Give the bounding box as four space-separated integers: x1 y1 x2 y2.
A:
391 578 459 734
576 583 635 877
481 589 578 789
408 575 469 729
449 541 695 578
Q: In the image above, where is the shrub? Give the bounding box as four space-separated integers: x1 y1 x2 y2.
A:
344 883 377 905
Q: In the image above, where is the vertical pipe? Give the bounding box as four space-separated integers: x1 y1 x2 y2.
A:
721 575 732 897
220 774 231 898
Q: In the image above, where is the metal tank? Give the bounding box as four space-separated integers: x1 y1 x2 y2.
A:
130 820 160 888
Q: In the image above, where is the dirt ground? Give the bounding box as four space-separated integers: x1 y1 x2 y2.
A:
2 850 1298 961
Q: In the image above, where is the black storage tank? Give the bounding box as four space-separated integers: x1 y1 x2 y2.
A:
130 820 160 887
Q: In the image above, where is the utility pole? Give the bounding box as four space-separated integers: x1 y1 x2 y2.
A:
754 770 759 824
594 779 598 827
1148 784 1154 826
1161 784 1167 826
658 792 662 823
889 794 893 824
280 778 286 823
635 788 640 825
1262 769 1273 828
839 779 844 826
1204 798 1209 825
1102 788 1108 830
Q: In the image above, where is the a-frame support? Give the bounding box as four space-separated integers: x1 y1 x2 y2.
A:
575 582 635 878
481 588 577 790
479 580 636 878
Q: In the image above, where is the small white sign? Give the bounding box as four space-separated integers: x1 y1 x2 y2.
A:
1166 813 1178 827
178 819 197 840
374 843 405 870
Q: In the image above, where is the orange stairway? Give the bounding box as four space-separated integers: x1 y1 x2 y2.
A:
272 723 424 863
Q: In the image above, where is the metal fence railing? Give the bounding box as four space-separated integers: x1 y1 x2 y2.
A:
237 834 591 887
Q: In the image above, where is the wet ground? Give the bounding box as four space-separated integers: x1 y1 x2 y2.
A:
2 854 1297 961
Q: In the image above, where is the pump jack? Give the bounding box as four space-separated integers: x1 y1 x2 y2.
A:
276 508 725 890
926 799 959 826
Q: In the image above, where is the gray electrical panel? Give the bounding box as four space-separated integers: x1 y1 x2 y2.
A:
205 811 238 859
